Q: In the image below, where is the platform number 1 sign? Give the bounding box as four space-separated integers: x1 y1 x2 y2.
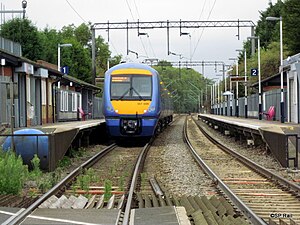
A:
251 68 258 76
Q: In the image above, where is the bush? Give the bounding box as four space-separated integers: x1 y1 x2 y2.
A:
0 150 28 195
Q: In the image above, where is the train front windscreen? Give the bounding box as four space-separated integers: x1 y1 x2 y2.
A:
110 75 152 100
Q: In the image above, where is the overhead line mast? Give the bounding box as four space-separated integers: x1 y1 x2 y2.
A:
91 20 255 84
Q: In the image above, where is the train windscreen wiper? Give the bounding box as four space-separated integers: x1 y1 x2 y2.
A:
131 87 144 100
118 87 131 100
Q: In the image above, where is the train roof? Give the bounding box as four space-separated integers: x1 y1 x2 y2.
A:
106 62 158 75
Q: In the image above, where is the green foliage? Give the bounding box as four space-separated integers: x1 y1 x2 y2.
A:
118 176 125 191
74 168 98 192
104 179 112 201
36 174 53 193
30 154 42 178
0 151 28 195
154 64 205 113
0 18 43 61
283 0 300 55
1 19 121 84
255 1 284 48
58 156 72 168
236 0 298 92
39 27 60 64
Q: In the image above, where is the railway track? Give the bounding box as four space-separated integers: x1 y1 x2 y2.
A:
3 142 148 224
2 117 182 224
186 116 300 225
3 143 118 224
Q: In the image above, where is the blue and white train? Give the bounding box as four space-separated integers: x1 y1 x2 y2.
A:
103 62 173 138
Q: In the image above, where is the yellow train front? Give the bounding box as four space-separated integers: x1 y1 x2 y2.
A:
103 63 173 138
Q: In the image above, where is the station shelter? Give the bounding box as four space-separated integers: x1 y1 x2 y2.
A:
282 53 300 124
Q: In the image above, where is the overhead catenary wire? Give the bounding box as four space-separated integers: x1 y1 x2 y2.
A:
134 0 156 58
191 0 217 58
65 0 87 23
125 0 148 58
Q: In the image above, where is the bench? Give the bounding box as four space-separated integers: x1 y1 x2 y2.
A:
78 108 91 121
263 106 275 120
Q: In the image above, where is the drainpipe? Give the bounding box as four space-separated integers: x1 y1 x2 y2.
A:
51 77 62 123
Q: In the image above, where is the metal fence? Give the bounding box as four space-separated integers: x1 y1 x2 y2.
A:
212 88 287 121
0 37 22 56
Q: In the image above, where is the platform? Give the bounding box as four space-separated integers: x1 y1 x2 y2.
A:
40 119 105 133
39 119 106 171
0 119 106 171
198 114 300 168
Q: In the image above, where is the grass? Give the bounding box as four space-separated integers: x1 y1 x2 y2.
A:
104 179 112 201
0 149 62 195
0 150 28 195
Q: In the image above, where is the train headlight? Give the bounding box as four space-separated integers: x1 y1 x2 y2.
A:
115 109 119 113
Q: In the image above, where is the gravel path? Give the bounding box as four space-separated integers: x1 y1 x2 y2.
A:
144 116 216 197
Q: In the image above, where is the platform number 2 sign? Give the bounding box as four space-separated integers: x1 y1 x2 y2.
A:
251 68 258 76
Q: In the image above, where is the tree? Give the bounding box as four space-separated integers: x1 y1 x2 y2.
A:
39 27 61 64
74 23 91 47
0 18 43 61
154 64 205 113
283 0 300 55
255 0 284 49
1 19 121 84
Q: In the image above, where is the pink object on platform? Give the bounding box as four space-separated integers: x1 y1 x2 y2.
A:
263 106 275 120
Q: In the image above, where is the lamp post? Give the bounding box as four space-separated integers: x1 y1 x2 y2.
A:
58 43 72 72
212 82 215 114
224 67 233 116
235 49 244 118
169 51 183 77
244 49 248 118
208 85 213 114
248 36 261 120
212 78 219 114
266 16 284 123
229 58 238 116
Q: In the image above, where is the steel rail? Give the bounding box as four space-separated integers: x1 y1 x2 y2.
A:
183 117 267 225
122 140 153 225
5 143 117 225
193 117 300 195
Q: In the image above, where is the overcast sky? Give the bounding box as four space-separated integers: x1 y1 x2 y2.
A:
1 0 272 78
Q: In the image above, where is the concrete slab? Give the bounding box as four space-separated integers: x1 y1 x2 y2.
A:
0 207 23 224
199 114 297 132
130 206 191 225
41 119 105 134
21 208 120 225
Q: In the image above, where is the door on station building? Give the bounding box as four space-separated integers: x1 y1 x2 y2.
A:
289 77 298 123
29 77 42 126
18 74 26 127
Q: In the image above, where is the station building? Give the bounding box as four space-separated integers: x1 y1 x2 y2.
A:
0 37 102 130
283 53 300 124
